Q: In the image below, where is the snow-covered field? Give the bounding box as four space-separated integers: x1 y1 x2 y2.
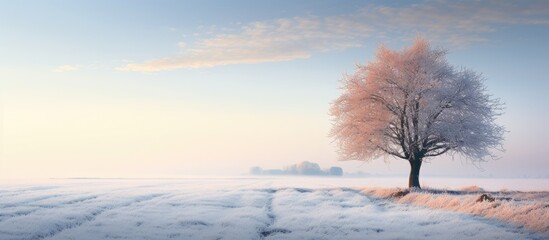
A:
0 177 547 240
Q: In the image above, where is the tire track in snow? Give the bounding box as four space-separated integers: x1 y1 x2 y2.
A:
0 195 99 223
29 193 169 240
0 186 62 198
0 194 69 208
0 183 168 224
258 189 291 239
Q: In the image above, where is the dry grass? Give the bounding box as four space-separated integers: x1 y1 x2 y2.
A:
363 186 549 234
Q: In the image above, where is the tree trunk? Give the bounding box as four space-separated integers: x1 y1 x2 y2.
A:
408 159 422 189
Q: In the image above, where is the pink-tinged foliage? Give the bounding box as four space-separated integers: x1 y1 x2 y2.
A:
330 38 505 163
365 188 549 233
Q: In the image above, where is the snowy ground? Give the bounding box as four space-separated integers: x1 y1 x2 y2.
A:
0 177 547 240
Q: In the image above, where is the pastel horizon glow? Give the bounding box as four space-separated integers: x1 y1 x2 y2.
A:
1 0 548 179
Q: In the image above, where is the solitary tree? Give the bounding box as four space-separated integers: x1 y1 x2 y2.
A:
330 39 505 188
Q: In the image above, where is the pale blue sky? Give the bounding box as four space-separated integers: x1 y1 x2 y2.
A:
1 0 548 178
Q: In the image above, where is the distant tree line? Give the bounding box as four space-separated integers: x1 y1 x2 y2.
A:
250 161 343 176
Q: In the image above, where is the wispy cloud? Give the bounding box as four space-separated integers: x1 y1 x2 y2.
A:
121 16 369 72
53 65 80 73
121 0 549 72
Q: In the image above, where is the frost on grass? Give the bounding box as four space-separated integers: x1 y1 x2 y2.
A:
364 186 549 234
0 179 547 240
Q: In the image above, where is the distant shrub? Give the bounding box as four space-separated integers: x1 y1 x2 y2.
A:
252 161 343 176
329 167 343 176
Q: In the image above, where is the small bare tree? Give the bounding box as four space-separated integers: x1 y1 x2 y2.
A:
330 39 505 188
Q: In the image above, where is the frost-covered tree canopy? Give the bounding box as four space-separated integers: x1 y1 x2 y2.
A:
330 39 505 165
